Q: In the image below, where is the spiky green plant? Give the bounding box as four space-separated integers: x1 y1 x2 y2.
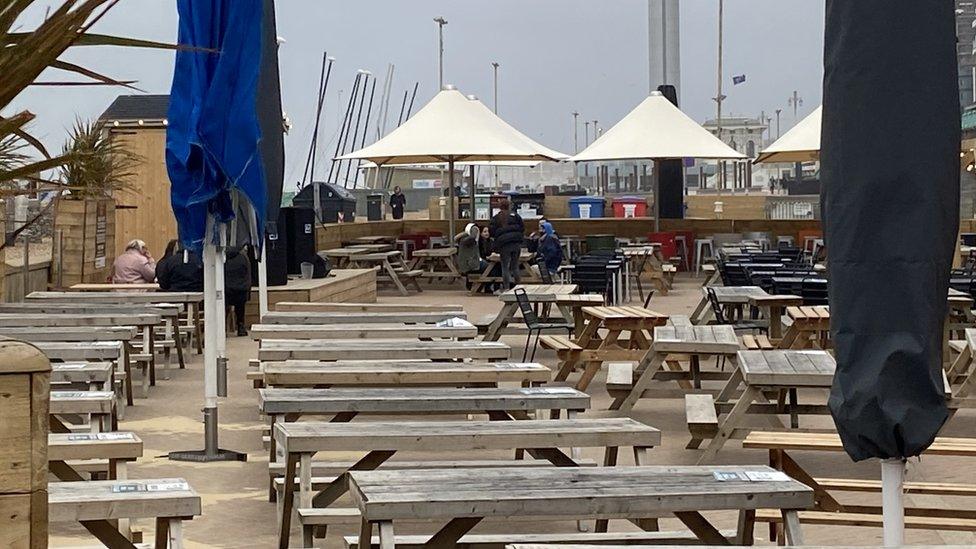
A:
59 118 139 198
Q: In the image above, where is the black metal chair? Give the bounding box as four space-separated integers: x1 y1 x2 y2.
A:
514 287 573 361
536 256 554 284
706 287 768 334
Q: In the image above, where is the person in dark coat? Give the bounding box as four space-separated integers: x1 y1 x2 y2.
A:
389 186 406 220
156 240 204 292
224 245 252 336
536 220 564 274
488 200 525 291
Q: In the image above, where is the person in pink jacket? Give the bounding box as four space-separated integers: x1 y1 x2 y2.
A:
111 239 156 284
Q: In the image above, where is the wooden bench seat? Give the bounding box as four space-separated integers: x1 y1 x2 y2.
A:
756 509 976 532
539 335 582 352
343 530 737 549
741 334 775 350
685 394 718 448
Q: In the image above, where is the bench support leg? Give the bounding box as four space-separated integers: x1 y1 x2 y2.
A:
82 519 138 549
358 519 373 549
378 521 395 549
425 517 482 548
781 510 804 546
736 509 756 545
674 511 730 545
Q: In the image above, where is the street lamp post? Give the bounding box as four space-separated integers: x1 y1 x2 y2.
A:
434 17 448 90
788 90 804 118
573 111 580 188
775 108 783 139
492 61 500 189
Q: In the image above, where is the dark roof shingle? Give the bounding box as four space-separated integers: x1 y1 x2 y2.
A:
98 94 169 122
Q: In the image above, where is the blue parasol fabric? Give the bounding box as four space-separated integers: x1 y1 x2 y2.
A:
166 0 267 252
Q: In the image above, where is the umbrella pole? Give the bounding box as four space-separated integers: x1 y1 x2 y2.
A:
653 159 661 232
168 218 246 463
258 243 269 318
448 159 456 239
881 458 905 547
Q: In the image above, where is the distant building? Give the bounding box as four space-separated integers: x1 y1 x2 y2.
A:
958 0 976 106
701 116 767 159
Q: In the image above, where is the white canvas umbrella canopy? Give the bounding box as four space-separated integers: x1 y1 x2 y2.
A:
339 87 566 236
755 106 823 164
571 91 745 229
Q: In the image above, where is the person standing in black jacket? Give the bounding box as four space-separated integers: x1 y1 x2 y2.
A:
389 186 406 220
224 245 252 336
489 200 524 291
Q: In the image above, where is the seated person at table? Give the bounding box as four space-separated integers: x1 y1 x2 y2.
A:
111 239 156 284
224 245 252 337
536 221 564 274
156 240 204 292
526 218 548 253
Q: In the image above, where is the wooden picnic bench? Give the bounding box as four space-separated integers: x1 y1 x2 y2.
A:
50 390 117 433
49 478 200 549
257 339 510 362
48 431 142 481
745 431 976 537
321 247 370 268
691 286 768 325
69 282 163 291
481 284 597 341
345 466 813 548
261 310 465 325
779 306 831 349
409 246 463 282
250 320 476 341
609 324 740 413
52 362 115 391
273 302 464 314
549 306 669 392
470 251 541 294
275 418 662 547
256 361 550 388
693 350 835 463
748 294 804 340
348 250 423 295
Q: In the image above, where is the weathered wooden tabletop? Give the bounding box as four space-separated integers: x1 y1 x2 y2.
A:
48 478 200 522
251 320 476 340
707 286 768 304
31 290 203 304
652 325 740 354
258 339 509 361
737 350 835 388
258 386 590 415
261 310 465 325
259 361 551 387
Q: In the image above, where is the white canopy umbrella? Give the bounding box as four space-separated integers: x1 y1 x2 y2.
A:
339 86 567 237
572 91 746 230
755 106 823 164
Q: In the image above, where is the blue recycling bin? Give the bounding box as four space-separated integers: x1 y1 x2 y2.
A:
569 196 605 219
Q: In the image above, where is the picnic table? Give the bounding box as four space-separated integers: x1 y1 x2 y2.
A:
779 306 831 349
610 324 740 413
321 247 370 268
258 339 510 362
348 235 395 245
482 284 600 341
346 466 812 547
273 301 464 314
52 362 115 391
49 478 200 548
348 250 422 295
256 361 551 388
251 319 477 340
69 282 161 291
48 431 142 481
261 310 465 325
551 306 668 392
50 390 117 433
275 418 662 547
470 250 541 294
695 350 835 463
690 286 768 324
409 246 463 282
748 294 804 339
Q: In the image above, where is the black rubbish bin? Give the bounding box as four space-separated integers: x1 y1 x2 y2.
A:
366 193 385 221
293 182 357 223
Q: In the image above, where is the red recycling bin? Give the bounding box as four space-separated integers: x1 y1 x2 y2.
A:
611 196 649 218
647 231 678 261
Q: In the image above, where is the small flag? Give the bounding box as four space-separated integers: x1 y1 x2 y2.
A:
732 74 746 85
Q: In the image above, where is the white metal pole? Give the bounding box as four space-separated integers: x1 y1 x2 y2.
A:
258 243 269 319
881 459 906 547
202 231 218 455
215 226 227 361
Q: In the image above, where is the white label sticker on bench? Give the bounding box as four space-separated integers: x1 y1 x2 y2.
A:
520 387 577 395
97 433 135 441
147 481 190 492
55 364 87 370
436 317 469 328
744 471 791 482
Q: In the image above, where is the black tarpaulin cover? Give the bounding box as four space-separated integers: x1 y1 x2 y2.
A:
258 0 285 233
822 0 959 461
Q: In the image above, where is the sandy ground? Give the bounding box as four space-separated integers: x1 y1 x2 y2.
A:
49 274 976 548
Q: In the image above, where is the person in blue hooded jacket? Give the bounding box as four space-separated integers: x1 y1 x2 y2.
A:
536 220 563 274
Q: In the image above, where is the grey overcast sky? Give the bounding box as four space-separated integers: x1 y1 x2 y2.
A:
13 0 825 187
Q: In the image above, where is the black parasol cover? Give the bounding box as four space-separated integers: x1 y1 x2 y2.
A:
822 0 959 460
